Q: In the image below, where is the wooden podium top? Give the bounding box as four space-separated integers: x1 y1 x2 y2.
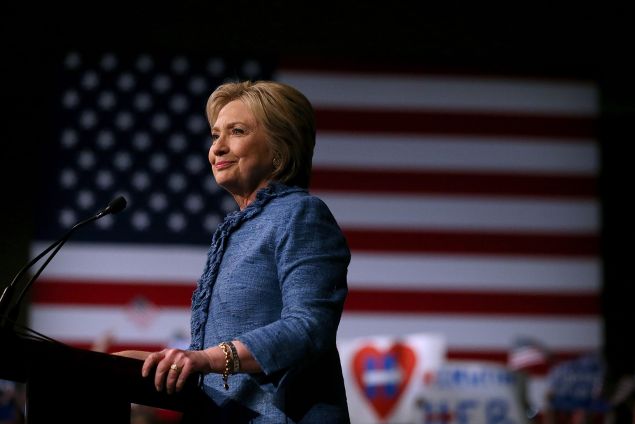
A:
1 326 208 420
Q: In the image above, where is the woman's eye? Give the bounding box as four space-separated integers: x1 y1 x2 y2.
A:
232 127 245 135
211 133 219 142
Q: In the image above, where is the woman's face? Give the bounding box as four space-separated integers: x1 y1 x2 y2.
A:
208 100 274 198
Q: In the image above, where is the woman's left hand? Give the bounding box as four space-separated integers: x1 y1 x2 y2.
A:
142 348 215 394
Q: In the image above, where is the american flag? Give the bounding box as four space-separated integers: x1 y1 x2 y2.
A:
28 52 600 379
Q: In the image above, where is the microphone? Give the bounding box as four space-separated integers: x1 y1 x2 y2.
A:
97 195 127 217
0 196 127 326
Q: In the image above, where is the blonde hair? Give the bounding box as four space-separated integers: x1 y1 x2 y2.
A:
206 80 316 189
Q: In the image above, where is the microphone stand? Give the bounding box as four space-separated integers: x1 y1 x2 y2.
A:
0 196 127 327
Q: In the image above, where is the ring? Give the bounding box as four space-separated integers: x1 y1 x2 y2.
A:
170 363 179 372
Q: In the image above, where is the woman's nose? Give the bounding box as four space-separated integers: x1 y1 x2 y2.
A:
211 135 228 156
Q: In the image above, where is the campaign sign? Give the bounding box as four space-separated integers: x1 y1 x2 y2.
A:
416 361 528 424
339 333 446 423
546 353 610 413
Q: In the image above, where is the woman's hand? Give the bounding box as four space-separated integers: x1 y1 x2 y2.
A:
138 342 260 394
142 348 218 394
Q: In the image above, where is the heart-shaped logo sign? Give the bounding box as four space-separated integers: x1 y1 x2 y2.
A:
352 343 417 420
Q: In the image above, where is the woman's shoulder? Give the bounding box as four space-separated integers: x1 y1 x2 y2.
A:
268 186 331 215
263 184 350 254
253 185 338 230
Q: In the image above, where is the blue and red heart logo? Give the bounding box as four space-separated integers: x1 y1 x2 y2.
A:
352 343 417 420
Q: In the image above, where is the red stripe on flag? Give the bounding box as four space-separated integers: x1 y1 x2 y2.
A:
344 229 599 256
32 281 599 316
315 109 596 138
32 280 194 307
311 169 597 198
344 289 599 316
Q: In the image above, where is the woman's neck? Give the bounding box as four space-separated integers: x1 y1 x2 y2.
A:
231 181 272 210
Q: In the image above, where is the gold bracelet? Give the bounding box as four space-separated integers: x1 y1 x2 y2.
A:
218 342 232 390
226 341 241 373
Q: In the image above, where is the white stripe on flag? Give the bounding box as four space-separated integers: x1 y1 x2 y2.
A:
28 306 601 351
318 192 599 232
31 242 206 283
276 71 599 115
349 253 600 293
338 313 600 350
30 305 190 344
31 243 601 293
313 134 599 174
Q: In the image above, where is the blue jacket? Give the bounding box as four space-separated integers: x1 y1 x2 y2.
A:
189 183 351 423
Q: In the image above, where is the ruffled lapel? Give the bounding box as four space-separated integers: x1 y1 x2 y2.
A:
189 182 303 350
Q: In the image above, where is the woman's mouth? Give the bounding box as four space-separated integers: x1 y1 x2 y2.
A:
214 160 235 170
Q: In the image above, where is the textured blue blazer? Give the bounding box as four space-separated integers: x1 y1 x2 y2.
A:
189 183 351 423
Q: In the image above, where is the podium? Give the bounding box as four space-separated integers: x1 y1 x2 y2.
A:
0 327 212 423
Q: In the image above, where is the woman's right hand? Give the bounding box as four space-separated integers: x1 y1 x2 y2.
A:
141 348 219 394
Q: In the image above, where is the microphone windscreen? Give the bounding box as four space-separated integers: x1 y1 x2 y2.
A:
107 196 127 215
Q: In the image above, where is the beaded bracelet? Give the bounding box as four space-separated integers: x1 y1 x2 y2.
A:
218 341 242 390
226 341 241 374
218 342 232 390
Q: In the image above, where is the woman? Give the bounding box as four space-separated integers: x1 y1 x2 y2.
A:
119 81 351 423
